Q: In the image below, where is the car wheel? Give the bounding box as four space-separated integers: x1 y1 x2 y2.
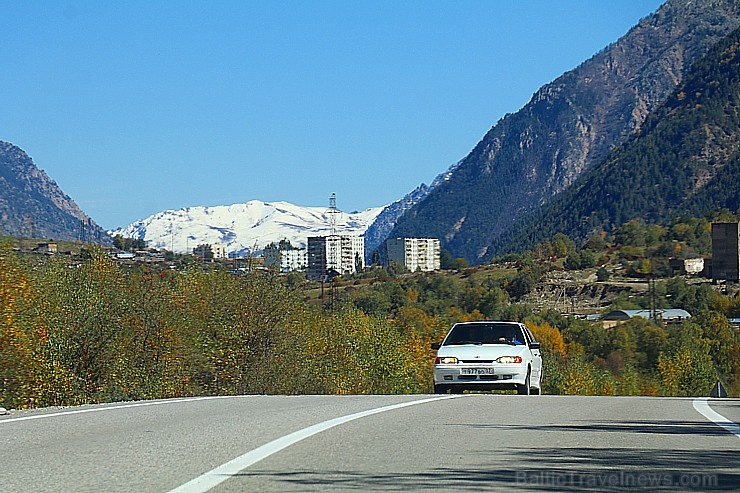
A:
517 369 531 395
434 384 448 394
450 386 465 394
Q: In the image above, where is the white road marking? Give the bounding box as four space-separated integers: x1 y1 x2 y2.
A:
0 396 234 424
693 398 740 438
167 394 464 493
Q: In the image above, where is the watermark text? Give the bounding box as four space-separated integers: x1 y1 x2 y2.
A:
516 471 719 489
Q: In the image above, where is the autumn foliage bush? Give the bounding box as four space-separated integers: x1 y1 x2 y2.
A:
1 245 426 408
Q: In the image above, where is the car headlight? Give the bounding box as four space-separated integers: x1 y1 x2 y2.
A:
435 356 459 364
495 355 523 364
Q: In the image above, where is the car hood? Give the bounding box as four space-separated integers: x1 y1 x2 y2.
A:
436 344 528 359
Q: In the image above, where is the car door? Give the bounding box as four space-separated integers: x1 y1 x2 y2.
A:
522 325 542 384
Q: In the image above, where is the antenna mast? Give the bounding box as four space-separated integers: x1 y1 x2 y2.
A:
325 193 342 279
327 192 340 236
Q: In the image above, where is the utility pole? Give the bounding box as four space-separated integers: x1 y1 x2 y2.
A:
649 275 660 324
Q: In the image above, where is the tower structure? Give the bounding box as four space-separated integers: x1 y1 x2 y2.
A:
307 194 365 281
327 193 341 236
325 193 341 274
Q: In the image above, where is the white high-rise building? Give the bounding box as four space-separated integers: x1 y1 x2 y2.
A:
264 243 307 272
386 238 440 272
307 235 365 280
281 248 308 272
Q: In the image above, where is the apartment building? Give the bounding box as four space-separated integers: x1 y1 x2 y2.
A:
307 235 365 280
264 244 308 272
193 243 227 259
386 237 440 272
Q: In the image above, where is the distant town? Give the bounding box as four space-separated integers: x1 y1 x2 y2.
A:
14 222 740 290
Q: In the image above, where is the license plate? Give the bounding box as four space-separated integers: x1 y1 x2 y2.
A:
461 368 494 375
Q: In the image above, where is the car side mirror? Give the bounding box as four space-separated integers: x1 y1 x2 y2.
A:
529 342 541 350
431 342 441 350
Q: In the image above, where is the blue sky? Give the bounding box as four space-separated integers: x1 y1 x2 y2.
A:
1 1 665 229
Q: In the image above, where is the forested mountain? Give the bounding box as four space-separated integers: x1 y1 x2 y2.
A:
490 26 740 255
0 141 109 243
388 0 740 263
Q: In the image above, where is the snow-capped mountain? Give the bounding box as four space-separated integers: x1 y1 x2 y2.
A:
110 200 385 257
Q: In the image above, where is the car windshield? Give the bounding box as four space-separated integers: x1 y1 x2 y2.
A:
444 323 525 345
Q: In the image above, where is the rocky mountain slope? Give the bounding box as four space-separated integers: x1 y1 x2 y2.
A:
111 200 384 257
492 25 740 255
0 141 109 243
363 159 462 259
388 0 740 263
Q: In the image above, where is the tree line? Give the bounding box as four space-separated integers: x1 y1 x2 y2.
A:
1 245 426 409
2 213 739 409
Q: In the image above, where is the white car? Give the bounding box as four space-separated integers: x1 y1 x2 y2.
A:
431 321 543 395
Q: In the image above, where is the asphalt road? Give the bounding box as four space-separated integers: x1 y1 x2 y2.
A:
1 394 738 492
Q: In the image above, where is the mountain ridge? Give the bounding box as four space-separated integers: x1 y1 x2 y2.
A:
0 141 110 243
490 25 740 255
387 0 740 263
110 200 385 257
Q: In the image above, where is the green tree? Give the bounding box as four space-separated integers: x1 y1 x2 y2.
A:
36 249 128 402
0 244 45 408
564 251 582 270
507 270 536 300
448 257 469 270
552 233 576 257
112 235 146 251
439 249 453 269
659 322 717 396
371 249 381 266
615 220 647 247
